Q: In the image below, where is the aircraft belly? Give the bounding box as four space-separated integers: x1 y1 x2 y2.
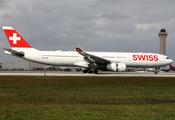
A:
126 61 152 67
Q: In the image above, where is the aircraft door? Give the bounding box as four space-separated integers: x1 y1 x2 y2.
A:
159 56 163 62
128 54 133 61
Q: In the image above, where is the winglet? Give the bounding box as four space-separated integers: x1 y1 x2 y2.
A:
76 47 86 56
76 47 83 52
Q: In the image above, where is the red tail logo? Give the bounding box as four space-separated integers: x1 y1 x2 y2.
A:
2 26 32 48
169 64 175 70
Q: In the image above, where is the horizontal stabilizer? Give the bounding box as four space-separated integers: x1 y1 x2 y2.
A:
3 48 24 57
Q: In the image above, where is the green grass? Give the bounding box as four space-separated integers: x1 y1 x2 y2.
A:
0 76 175 119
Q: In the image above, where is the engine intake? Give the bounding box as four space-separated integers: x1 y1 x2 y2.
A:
106 63 126 72
106 62 117 71
116 63 126 72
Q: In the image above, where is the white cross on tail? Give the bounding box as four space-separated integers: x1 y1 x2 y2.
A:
9 33 21 44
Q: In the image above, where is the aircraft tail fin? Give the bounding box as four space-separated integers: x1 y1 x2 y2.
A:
2 26 32 48
169 64 175 70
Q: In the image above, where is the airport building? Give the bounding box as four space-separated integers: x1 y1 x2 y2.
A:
1 59 78 71
2 59 50 70
0 64 2 70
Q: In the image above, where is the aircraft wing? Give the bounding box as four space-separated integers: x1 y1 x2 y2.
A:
76 47 111 67
3 48 24 57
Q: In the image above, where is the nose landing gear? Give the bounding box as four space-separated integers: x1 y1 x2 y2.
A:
154 71 158 74
154 67 159 74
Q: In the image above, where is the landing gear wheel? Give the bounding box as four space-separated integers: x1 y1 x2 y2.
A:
83 70 88 73
88 70 93 74
94 70 98 74
154 71 158 74
154 67 159 74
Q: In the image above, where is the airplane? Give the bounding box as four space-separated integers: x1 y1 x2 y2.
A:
160 64 175 72
2 26 173 74
169 64 175 71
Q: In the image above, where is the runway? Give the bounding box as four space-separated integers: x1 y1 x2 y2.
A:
0 71 175 77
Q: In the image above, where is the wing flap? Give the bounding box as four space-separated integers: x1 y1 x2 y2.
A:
76 47 111 67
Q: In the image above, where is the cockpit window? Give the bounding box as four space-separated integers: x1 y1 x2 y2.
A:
166 57 169 59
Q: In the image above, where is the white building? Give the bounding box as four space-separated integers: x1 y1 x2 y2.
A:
2 59 50 70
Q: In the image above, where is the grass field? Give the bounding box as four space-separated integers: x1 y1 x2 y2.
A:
0 76 175 120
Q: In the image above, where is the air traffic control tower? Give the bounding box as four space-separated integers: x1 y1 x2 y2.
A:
158 29 167 55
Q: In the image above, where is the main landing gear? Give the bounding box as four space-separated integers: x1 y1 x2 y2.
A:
83 69 98 74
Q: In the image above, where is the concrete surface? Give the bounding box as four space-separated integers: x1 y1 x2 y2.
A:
0 71 175 77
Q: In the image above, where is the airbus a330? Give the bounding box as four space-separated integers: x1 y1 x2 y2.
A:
2 26 173 74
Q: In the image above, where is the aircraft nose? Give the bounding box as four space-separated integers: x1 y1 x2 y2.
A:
169 59 173 64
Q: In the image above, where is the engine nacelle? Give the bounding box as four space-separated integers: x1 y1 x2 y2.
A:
116 63 126 72
106 63 126 72
106 62 117 71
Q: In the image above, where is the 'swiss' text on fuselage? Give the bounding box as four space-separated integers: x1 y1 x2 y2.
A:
133 54 159 61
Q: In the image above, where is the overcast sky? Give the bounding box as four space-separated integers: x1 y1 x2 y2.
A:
0 0 175 63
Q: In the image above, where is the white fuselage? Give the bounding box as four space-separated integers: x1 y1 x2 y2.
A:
15 48 173 68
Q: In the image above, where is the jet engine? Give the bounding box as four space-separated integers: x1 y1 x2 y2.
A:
116 63 126 72
106 62 126 72
106 62 117 71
